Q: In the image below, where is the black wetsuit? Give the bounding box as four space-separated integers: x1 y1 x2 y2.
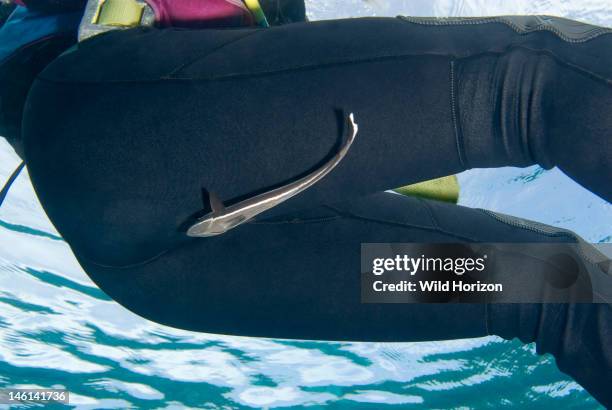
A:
6 14 612 406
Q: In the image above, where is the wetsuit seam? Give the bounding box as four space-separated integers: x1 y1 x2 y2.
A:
397 15 612 44
416 197 442 230
165 28 263 77
37 45 612 87
456 46 612 87
450 60 468 169
476 209 609 267
168 52 450 81
479 208 577 240
79 211 480 269
325 205 479 242
482 213 611 279
250 215 344 224
37 52 449 84
78 246 176 270
79 214 346 269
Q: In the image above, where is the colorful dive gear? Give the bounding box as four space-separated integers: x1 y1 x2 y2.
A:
79 0 263 41
395 175 460 203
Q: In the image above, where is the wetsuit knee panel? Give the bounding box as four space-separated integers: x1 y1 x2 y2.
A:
454 48 558 169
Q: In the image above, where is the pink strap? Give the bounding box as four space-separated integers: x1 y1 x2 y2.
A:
145 0 254 28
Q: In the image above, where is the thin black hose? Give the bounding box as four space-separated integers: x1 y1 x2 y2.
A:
0 160 24 208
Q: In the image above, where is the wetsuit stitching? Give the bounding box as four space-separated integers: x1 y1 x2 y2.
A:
165 29 262 77
81 209 480 269
416 197 442 230
479 208 576 239
478 209 612 270
325 205 480 242
250 215 343 224
81 214 345 269
458 46 612 86
81 246 176 270
349 214 479 242
37 45 612 86
450 60 468 168
397 15 612 43
38 52 446 84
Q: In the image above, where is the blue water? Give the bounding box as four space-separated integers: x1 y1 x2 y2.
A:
1 1 611 408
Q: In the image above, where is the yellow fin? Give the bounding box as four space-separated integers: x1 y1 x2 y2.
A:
394 175 460 203
95 0 144 27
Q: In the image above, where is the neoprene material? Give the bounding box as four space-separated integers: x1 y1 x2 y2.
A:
19 0 87 12
19 17 612 405
0 5 80 157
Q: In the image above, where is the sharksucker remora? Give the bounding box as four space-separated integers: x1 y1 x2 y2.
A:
187 113 359 237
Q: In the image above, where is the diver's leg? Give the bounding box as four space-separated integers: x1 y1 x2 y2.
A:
79 192 611 406
20 19 612 405
23 18 612 263
77 191 581 339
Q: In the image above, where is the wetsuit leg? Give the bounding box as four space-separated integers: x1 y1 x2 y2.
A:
22 17 612 266
18 18 612 405
75 192 612 407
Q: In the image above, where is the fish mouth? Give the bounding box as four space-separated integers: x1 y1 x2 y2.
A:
187 214 248 237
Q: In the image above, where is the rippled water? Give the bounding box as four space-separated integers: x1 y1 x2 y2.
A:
1 1 611 408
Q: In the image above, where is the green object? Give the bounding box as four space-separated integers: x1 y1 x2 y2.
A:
95 0 144 27
394 175 460 203
244 0 270 27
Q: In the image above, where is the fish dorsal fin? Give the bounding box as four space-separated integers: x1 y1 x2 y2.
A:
208 191 226 213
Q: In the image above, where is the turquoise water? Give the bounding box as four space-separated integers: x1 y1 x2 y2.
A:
1 1 611 408
0 223 606 409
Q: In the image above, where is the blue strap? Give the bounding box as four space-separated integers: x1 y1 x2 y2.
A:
0 6 82 63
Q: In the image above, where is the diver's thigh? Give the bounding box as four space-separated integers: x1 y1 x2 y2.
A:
78 192 574 340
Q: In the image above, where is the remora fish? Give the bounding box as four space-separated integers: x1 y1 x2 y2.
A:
187 113 359 237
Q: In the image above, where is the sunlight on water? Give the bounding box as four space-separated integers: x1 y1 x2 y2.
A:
1 0 610 408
